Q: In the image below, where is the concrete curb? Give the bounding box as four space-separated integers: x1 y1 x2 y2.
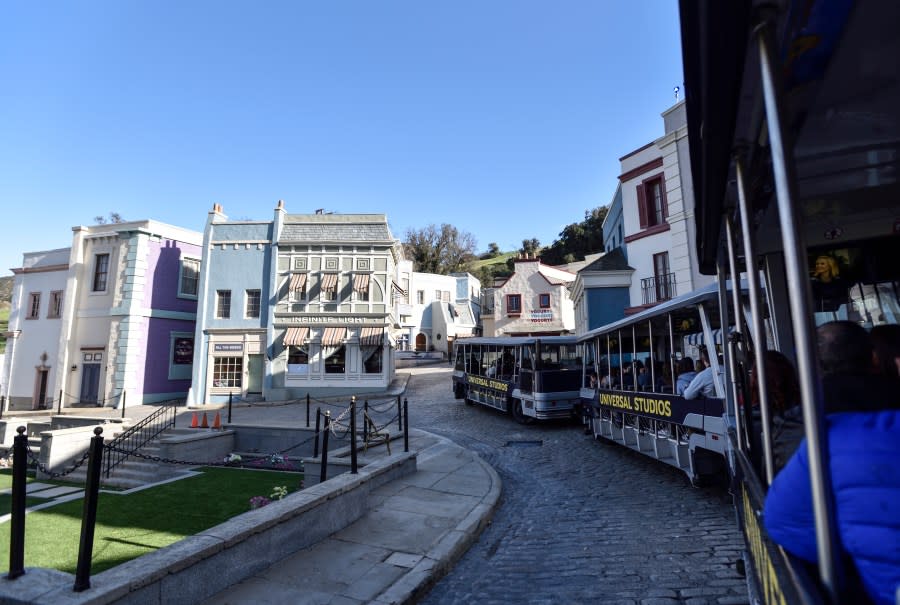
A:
372 446 503 605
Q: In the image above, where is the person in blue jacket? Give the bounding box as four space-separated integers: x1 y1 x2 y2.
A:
763 321 900 605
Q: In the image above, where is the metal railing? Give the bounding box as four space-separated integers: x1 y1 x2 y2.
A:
103 404 177 478
640 272 677 305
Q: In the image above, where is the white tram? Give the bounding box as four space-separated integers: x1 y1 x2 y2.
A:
451 336 582 423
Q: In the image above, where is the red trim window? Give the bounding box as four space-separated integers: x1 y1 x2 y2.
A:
539 293 551 309
637 174 667 229
506 294 522 315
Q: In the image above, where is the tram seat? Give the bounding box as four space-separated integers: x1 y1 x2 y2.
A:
363 412 391 455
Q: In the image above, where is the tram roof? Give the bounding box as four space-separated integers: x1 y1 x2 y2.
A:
578 281 746 342
680 2 896 274
454 335 578 347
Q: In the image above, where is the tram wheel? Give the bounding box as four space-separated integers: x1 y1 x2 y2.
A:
511 400 532 424
463 389 474 405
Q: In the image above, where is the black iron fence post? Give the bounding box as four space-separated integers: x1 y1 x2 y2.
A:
228 392 233 424
7 426 28 579
306 394 310 427
363 400 369 442
397 395 402 431
404 398 409 453
120 390 126 419
0 395 5 421
313 408 321 458
58 389 63 415
319 411 330 483
74 427 105 592
350 397 358 474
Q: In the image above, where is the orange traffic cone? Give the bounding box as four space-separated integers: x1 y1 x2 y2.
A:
201 412 209 428
190 412 199 428
212 412 222 430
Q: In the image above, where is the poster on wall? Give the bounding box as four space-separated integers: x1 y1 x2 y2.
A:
173 338 194 365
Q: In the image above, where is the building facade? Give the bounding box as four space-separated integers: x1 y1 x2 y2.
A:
2 248 70 410
394 260 481 356
190 203 402 404
619 101 714 314
570 248 634 336
3 221 203 411
481 257 575 337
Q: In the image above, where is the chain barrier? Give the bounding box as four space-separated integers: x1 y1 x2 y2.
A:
23 445 91 479
364 398 398 413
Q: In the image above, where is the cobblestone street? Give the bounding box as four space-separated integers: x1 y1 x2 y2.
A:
404 366 750 605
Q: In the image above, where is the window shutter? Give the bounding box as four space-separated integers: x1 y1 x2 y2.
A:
658 177 669 218
637 183 649 229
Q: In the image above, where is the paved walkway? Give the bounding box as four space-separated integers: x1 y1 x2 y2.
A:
201 430 501 605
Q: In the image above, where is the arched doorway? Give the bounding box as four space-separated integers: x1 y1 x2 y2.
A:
415 333 427 352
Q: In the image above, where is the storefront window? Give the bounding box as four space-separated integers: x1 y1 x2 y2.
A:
288 345 310 375
213 357 242 388
324 345 346 374
363 345 383 373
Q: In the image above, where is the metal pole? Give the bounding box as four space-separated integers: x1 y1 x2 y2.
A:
736 155 775 485
228 392 233 424
403 398 409 453
648 319 655 391
350 397 358 474
668 313 676 393
363 400 369 442
58 389 63 415
725 218 751 448
306 394 310 427
74 427 105 591
120 390 126 419
319 412 330 484
758 20 841 598
7 427 28 579
0 396 4 421
313 408 321 458
397 395 402 431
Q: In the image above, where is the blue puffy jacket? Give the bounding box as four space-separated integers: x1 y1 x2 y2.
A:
763 410 900 605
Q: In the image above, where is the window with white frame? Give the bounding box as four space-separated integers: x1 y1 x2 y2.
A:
92 253 110 292
417 290 425 304
179 258 200 298
245 289 261 318
213 357 242 388
216 290 231 319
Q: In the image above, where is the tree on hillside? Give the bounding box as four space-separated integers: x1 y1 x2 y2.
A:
519 238 541 257
404 224 477 274
94 212 125 225
540 206 608 265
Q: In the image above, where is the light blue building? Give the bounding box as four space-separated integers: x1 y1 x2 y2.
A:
190 202 401 404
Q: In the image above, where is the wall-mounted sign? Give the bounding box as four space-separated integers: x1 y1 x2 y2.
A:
214 343 243 352
530 310 553 323
283 316 382 324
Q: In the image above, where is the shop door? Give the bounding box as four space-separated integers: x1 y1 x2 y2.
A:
33 368 49 410
415 333 426 352
80 364 101 404
247 354 264 394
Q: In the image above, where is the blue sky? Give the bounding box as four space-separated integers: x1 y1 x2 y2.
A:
0 1 684 277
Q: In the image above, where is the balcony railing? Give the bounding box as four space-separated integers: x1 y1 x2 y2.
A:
641 272 677 305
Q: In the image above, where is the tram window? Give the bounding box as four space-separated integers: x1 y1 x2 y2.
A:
808 238 900 327
521 346 533 370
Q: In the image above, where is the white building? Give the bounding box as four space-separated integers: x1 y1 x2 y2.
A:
395 260 481 356
481 257 575 337
619 101 714 314
2 248 70 410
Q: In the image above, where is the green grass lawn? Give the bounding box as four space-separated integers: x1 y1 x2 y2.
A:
0 467 302 575
470 252 515 269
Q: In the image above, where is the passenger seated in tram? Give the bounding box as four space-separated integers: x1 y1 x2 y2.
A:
748 350 803 473
870 323 900 379
675 357 697 396
683 352 723 399
764 321 900 605
599 366 616 389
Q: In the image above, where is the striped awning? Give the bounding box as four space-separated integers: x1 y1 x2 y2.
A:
360 326 383 346
322 327 347 346
684 327 733 346
289 272 308 291
320 273 338 291
284 326 309 346
353 273 370 293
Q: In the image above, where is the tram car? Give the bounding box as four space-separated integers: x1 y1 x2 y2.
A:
578 283 740 484
678 1 900 603
451 336 582 423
